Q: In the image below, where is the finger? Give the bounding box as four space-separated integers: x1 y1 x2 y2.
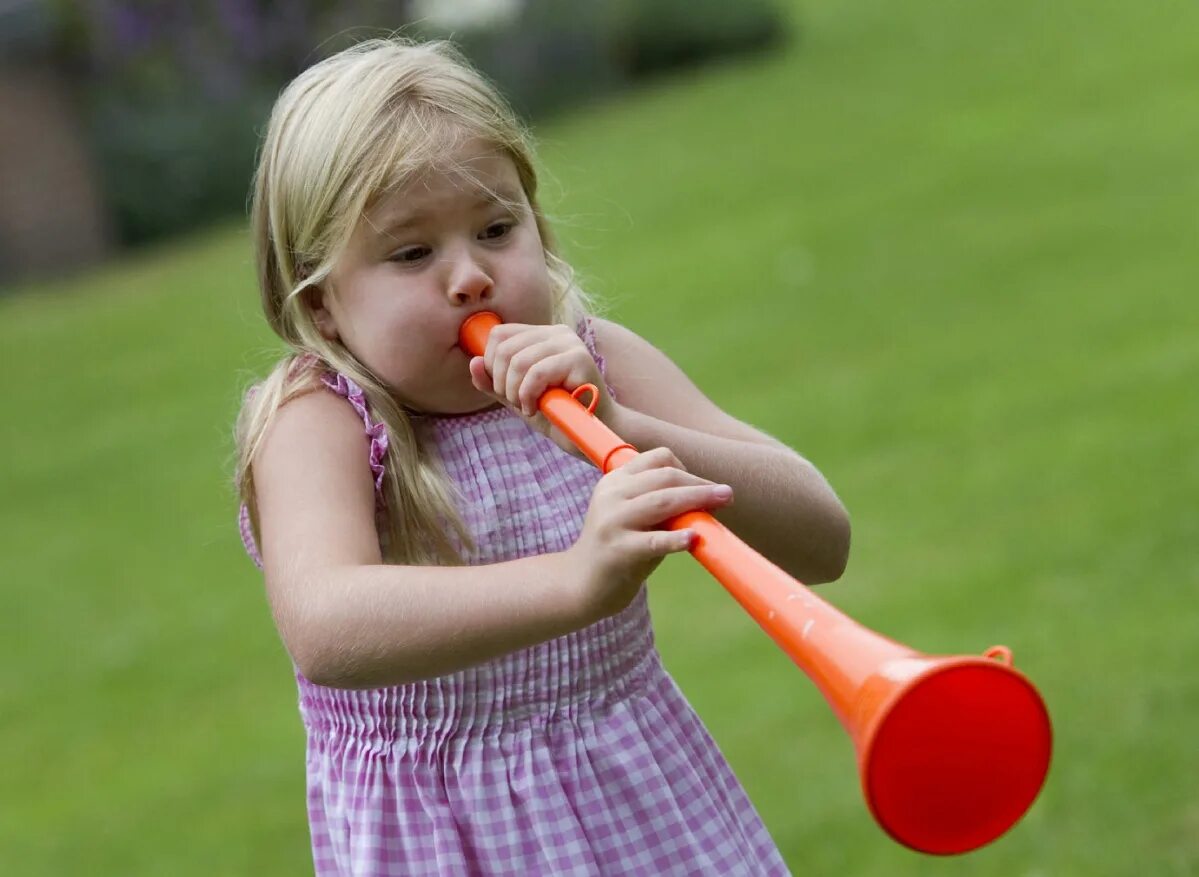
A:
490 327 560 401
624 484 733 528
481 323 514 371
483 322 527 354
619 447 687 475
622 465 718 494
485 325 527 398
604 465 716 503
517 352 580 416
505 341 562 412
490 346 510 401
486 323 552 366
599 448 691 501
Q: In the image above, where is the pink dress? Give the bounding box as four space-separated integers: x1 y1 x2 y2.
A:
239 320 790 875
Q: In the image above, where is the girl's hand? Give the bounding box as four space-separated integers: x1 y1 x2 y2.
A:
468 322 616 459
566 447 734 622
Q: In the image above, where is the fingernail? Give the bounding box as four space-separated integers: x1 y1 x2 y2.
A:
713 485 733 499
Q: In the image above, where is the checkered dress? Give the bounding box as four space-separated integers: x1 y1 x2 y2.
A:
239 320 790 875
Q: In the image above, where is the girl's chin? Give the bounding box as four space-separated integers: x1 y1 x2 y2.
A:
404 383 504 417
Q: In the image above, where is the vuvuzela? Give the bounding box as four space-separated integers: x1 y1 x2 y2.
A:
459 311 1052 855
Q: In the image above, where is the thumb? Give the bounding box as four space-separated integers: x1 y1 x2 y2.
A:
677 529 696 551
469 357 496 396
643 527 695 558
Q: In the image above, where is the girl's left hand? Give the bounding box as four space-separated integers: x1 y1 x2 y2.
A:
468 322 617 459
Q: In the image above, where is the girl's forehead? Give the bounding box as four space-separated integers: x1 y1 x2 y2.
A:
365 147 525 229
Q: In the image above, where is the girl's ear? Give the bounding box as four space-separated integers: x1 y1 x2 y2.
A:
303 284 340 342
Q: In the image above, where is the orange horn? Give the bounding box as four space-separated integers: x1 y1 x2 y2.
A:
460 312 1052 855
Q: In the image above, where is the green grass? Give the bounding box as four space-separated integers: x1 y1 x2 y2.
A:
2 0 1196 873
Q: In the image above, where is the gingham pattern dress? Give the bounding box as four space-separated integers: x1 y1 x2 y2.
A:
239 320 790 876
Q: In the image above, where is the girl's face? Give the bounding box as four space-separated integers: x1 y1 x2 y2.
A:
314 140 554 415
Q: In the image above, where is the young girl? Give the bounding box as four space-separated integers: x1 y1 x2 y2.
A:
236 37 849 876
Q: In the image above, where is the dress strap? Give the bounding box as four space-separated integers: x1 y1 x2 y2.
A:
238 502 263 570
319 372 390 502
237 368 391 570
576 315 615 401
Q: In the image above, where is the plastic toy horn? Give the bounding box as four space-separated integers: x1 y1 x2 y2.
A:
459 311 1052 856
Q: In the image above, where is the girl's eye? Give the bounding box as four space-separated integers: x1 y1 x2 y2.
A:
389 246 430 264
480 221 513 241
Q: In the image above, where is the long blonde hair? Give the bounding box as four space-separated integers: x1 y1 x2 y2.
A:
236 37 593 565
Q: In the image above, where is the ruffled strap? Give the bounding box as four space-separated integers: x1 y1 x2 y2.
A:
320 372 390 501
238 502 264 570
237 369 391 571
576 315 616 401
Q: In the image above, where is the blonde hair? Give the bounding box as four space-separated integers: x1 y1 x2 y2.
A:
235 37 594 565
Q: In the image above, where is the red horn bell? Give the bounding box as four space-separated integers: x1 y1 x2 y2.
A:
459 311 1052 854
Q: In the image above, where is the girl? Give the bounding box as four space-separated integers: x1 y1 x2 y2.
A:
235 37 849 876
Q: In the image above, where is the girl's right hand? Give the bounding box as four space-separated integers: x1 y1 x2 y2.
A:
566 447 734 623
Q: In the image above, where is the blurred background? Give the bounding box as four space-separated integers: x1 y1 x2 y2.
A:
1 0 1195 874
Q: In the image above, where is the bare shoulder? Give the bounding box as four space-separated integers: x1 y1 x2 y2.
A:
589 316 675 402
253 386 384 584
590 316 786 448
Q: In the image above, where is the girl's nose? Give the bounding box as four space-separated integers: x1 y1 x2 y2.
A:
446 253 494 305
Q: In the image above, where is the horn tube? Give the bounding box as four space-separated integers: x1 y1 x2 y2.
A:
459 311 1052 855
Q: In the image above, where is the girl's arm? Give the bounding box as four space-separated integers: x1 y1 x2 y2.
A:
252 390 585 689
594 318 851 585
251 389 727 689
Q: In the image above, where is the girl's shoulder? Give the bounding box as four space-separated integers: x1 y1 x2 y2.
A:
249 380 387 571
268 379 366 438
260 358 388 498
585 316 784 448
584 314 640 359
584 315 638 398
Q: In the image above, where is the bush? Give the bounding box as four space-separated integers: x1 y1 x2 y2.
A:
415 0 791 120
50 0 790 247
609 0 788 79
86 89 273 246
51 0 416 247
413 0 627 120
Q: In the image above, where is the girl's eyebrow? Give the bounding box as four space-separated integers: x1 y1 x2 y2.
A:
372 188 523 240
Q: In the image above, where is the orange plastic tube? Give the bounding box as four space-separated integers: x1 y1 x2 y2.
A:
459 312 1052 855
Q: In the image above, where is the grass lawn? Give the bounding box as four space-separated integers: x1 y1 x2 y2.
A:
2 0 1196 873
